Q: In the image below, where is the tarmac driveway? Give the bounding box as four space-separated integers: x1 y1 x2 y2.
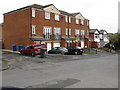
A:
2 51 112 70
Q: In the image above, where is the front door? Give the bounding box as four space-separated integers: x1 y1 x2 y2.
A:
81 41 84 48
47 42 52 51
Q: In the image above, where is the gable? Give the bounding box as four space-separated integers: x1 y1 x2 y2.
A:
95 30 99 34
104 31 107 34
75 14 84 20
43 5 60 14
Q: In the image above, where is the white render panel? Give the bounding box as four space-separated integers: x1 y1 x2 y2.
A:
53 42 60 48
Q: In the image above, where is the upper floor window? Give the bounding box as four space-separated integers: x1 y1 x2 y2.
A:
94 34 99 38
54 28 61 39
55 14 59 21
66 28 71 35
81 20 84 25
69 28 71 35
65 16 68 22
69 17 71 23
45 12 50 19
81 30 85 36
32 9 35 17
32 25 36 34
54 28 61 35
75 29 80 36
43 27 52 39
76 19 79 24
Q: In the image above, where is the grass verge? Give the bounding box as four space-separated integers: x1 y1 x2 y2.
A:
83 52 96 54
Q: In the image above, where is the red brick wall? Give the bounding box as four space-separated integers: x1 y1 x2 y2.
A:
31 9 89 37
3 7 90 50
3 8 31 50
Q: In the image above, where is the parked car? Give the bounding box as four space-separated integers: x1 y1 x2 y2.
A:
48 47 68 54
20 44 46 56
67 46 83 55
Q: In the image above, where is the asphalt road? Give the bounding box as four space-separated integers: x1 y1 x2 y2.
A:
2 53 118 88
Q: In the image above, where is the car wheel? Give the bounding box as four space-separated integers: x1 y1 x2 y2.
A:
75 52 77 55
31 52 35 57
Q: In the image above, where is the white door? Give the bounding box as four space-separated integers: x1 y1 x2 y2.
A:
81 41 84 48
53 42 60 48
47 42 52 51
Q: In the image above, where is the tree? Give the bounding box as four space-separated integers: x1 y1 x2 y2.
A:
108 33 120 50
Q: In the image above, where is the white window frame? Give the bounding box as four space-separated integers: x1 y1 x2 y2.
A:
81 30 85 36
55 14 59 21
43 27 52 35
54 28 61 35
66 28 71 35
45 12 50 19
66 28 68 35
75 29 80 36
69 17 71 23
32 25 36 34
65 16 68 22
81 20 84 25
32 9 35 17
69 28 71 35
76 19 79 24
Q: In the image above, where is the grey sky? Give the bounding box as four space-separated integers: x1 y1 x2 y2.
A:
0 0 119 33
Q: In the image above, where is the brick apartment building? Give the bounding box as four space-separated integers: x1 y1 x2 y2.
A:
3 4 90 51
0 23 3 49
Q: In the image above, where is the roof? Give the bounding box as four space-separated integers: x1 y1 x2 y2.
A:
99 30 107 34
3 4 87 20
89 29 99 34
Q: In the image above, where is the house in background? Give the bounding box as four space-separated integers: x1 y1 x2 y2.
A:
89 29 100 48
89 29 109 48
3 4 90 51
0 23 3 49
99 29 109 48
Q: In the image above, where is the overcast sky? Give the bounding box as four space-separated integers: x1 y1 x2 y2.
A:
0 0 119 33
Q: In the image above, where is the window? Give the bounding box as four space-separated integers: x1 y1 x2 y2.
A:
45 12 50 19
66 28 68 35
69 28 71 35
81 30 85 36
32 9 35 17
55 14 59 21
81 20 84 25
66 28 71 35
43 27 52 39
32 25 36 34
75 29 80 37
65 16 68 22
54 28 61 39
76 19 79 24
54 28 61 35
69 17 71 23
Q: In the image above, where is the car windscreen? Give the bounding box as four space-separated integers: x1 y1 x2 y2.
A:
25 46 34 49
59 47 67 50
34 45 42 49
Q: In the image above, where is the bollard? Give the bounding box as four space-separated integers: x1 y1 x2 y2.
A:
40 48 47 58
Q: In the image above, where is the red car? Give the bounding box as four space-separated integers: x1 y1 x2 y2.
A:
20 44 46 56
